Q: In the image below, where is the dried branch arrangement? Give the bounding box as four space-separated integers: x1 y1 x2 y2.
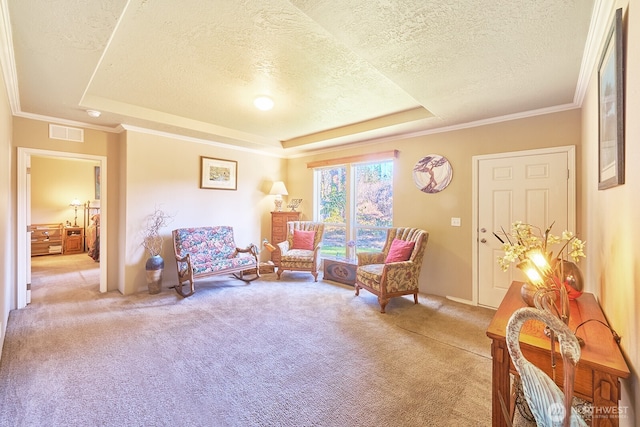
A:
142 207 174 257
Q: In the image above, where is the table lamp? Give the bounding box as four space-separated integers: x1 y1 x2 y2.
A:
69 198 82 227
269 181 288 212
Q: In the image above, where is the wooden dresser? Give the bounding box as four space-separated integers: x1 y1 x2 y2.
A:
30 223 63 256
270 211 300 264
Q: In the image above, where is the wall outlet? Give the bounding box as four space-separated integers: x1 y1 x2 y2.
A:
451 217 461 227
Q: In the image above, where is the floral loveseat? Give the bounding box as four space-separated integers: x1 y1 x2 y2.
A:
172 226 259 297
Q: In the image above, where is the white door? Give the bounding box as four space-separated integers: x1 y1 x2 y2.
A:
26 155 32 304
477 149 574 308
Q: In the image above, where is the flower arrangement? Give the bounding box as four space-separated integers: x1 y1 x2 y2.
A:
142 207 174 257
497 221 585 272
496 221 586 302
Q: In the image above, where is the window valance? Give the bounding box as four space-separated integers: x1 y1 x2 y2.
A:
306 150 398 169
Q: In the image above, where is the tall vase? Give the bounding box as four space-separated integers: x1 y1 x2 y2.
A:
145 255 164 294
561 260 584 300
520 282 539 307
347 245 356 261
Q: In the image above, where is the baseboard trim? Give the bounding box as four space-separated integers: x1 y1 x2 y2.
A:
446 295 475 306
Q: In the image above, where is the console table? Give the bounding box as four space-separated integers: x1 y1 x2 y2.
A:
486 282 630 427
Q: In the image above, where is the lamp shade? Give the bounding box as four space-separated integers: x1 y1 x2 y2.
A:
269 181 288 196
69 198 82 207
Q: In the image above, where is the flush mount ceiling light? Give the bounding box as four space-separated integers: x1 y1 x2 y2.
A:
86 109 101 118
253 96 274 111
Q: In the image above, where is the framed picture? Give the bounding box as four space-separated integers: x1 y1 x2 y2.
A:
597 8 624 190
200 156 237 190
94 166 101 199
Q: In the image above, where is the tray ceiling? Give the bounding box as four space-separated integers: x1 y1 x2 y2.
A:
3 0 597 155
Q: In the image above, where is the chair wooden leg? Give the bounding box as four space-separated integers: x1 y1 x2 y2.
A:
378 296 389 313
174 280 195 298
312 271 318 282
414 292 419 304
355 284 360 296
276 269 282 279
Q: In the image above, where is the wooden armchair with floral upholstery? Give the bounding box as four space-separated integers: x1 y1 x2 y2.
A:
355 227 429 313
276 221 324 281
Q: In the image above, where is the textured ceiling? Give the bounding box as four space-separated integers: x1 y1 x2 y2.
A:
3 0 597 155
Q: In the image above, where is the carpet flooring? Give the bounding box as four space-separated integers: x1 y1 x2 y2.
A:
0 254 498 426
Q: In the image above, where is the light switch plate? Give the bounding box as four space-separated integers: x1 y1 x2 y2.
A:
451 217 461 227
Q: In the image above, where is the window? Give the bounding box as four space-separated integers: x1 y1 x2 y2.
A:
316 166 347 257
353 161 393 253
314 159 393 258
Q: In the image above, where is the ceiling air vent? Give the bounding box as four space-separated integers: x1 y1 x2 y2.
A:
49 124 84 142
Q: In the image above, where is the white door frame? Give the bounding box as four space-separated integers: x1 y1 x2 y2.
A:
17 147 107 309
471 145 576 306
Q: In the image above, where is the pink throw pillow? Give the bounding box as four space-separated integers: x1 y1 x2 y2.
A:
292 230 315 250
385 239 415 263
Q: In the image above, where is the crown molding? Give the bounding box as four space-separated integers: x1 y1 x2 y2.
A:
574 0 616 106
14 111 121 133
119 124 286 158
286 102 581 159
0 0 20 114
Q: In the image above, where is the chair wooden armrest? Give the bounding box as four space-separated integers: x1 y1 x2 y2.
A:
235 243 259 258
174 252 194 294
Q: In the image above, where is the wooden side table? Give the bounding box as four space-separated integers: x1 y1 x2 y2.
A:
323 257 357 286
63 226 84 254
486 282 630 426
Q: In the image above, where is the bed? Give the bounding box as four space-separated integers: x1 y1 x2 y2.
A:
84 202 100 261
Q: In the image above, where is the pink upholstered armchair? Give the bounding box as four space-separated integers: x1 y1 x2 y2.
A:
276 221 324 281
355 227 429 313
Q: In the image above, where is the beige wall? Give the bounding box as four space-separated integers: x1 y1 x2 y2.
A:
581 2 638 424
30 157 99 226
13 117 113 155
11 118 287 296
12 117 121 292
288 109 581 301
0 53 13 352
120 130 286 294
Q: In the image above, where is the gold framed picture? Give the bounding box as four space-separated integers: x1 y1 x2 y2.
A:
200 156 237 190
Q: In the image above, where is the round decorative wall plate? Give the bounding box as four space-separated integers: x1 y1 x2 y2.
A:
413 154 453 193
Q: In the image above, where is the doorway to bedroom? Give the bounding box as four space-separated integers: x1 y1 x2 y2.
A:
28 156 101 303
17 147 108 309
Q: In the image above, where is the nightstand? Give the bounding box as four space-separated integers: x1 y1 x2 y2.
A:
63 227 84 254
